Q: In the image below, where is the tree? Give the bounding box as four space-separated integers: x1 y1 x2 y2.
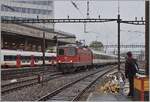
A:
89 41 104 51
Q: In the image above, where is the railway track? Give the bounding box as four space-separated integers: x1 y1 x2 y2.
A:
37 66 116 101
1 72 62 94
2 66 57 80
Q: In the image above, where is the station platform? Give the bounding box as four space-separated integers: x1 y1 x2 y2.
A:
86 69 133 101
87 92 132 101
86 72 149 101
86 81 132 101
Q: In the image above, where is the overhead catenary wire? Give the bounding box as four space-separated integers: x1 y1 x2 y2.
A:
70 0 84 17
70 1 89 34
120 29 144 34
118 0 120 15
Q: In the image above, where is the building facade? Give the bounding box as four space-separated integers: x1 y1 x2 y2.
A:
1 0 76 52
1 0 54 28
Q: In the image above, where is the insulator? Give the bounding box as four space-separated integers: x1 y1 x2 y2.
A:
141 17 143 21
98 15 100 19
135 17 137 21
67 15 69 19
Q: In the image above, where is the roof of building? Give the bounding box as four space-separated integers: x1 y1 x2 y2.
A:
16 23 76 38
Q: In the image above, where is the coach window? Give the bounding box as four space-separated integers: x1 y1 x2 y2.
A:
35 56 38 62
21 56 26 63
39 57 42 61
11 56 16 61
37 56 41 61
58 49 64 55
4 55 10 61
45 57 49 61
25 56 30 63
4 55 16 61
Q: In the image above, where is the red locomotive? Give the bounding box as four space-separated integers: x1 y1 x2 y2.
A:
57 44 93 73
57 44 125 73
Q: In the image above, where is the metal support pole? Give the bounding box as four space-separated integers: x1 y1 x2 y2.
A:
24 38 28 50
145 1 149 76
84 23 87 33
56 36 58 55
42 32 45 66
117 14 121 71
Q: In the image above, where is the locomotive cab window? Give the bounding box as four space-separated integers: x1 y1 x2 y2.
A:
58 49 64 55
66 47 76 56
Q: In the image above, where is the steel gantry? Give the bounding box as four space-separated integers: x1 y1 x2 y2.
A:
121 20 145 25
2 18 117 24
1 12 146 72
104 45 145 48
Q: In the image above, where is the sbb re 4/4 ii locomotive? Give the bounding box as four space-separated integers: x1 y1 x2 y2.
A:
56 44 123 73
56 44 93 73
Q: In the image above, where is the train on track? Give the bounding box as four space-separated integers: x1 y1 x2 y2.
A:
1 49 56 68
1 44 124 71
57 44 125 73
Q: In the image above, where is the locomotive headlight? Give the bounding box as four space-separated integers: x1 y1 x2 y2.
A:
70 60 73 63
58 60 61 63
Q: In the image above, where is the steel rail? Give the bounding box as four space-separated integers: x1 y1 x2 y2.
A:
2 78 37 88
37 66 115 101
2 66 56 80
72 68 115 101
72 67 125 101
1 72 62 94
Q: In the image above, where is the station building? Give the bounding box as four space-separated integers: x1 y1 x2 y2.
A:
1 0 76 52
1 0 54 28
1 23 76 52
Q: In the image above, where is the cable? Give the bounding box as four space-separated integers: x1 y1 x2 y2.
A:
70 0 84 17
120 29 144 34
118 0 120 15
70 0 87 33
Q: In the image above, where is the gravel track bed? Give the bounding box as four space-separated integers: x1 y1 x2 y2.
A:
78 70 119 101
2 72 62 94
78 65 125 101
77 62 143 101
2 66 57 80
49 68 113 101
1 67 106 101
2 75 37 86
2 69 58 86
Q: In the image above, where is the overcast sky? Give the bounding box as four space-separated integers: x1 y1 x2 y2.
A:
54 0 145 47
